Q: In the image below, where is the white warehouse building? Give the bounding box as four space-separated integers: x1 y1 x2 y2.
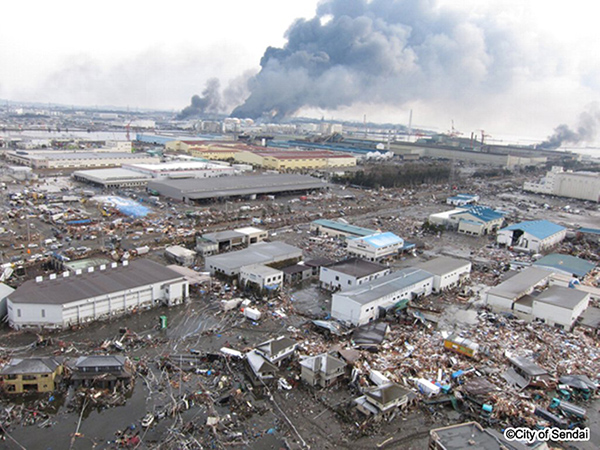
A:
416 256 471 292
497 220 567 253
6 260 188 330
346 232 404 262
524 166 600 202
319 258 390 291
331 268 434 326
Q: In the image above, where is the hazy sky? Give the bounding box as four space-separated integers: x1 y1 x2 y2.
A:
2 0 600 142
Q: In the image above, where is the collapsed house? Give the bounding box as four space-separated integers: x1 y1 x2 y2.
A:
299 353 346 388
354 383 412 418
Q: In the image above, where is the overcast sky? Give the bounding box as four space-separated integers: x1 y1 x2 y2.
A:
2 0 600 142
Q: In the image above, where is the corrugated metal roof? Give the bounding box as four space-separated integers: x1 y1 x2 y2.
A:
487 267 551 299
8 259 183 305
149 173 327 200
456 206 505 222
500 220 566 240
205 241 302 271
337 268 433 305
326 258 388 278
312 219 376 236
533 253 595 278
353 232 403 248
417 256 470 276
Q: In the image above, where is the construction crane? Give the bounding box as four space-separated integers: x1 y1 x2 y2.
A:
480 130 492 146
447 120 463 138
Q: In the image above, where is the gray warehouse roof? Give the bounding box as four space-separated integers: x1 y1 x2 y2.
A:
206 241 302 272
534 285 589 310
338 268 433 305
148 173 327 200
487 267 551 300
8 259 184 305
73 168 152 182
326 258 388 278
417 256 471 276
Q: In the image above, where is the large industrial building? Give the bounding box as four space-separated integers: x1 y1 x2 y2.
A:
147 173 327 203
205 241 303 277
497 220 566 253
123 161 236 178
5 150 160 169
331 268 434 326
428 206 506 236
72 168 152 188
524 166 600 202
7 259 189 330
234 149 356 171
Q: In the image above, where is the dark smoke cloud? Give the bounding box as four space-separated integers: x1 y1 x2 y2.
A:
231 0 532 120
177 78 222 119
538 104 600 149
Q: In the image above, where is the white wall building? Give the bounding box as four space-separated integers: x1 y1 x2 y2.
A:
524 166 600 202
240 264 283 290
6 151 159 169
6 260 188 330
234 227 268 245
123 161 236 179
416 256 471 292
320 258 390 291
164 245 196 267
346 232 404 262
497 220 567 253
530 286 589 329
486 267 552 311
428 206 505 236
331 268 434 326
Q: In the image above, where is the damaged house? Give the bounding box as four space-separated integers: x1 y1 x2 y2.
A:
354 382 412 418
70 355 133 389
299 353 346 388
0 357 63 394
246 336 297 381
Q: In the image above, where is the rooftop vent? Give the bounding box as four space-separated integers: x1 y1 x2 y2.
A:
123 260 129 266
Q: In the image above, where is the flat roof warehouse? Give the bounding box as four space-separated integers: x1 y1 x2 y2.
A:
147 173 328 202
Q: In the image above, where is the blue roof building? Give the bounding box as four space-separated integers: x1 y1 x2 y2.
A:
533 254 596 278
347 232 404 261
497 220 567 253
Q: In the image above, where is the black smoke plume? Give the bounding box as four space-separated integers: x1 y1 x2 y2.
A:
230 0 527 120
538 105 600 149
177 78 221 119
